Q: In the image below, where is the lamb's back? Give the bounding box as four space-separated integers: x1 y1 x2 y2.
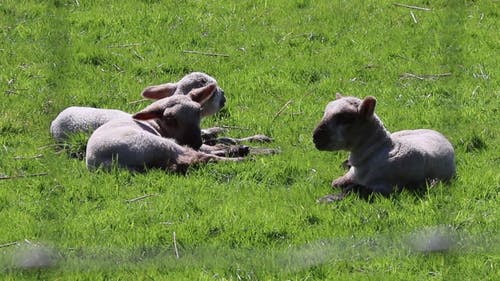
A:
86 118 181 170
391 129 455 181
50 107 130 141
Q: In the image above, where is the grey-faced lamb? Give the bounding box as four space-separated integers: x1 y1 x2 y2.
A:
50 72 226 142
86 83 242 172
312 94 455 202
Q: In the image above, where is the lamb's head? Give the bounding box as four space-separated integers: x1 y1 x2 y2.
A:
141 72 225 118
313 94 379 151
133 83 217 150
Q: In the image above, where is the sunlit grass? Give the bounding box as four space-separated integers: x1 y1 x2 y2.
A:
0 0 498 280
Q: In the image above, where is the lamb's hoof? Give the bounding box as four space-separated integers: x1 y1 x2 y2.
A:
201 127 227 143
210 145 250 157
428 178 440 188
227 145 250 157
202 127 227 136
316 193 346 203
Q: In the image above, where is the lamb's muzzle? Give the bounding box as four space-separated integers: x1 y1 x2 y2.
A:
312 121 331 151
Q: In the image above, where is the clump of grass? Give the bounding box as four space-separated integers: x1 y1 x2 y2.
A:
460 132 488 152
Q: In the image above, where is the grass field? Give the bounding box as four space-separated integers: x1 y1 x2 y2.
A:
0 0 499 280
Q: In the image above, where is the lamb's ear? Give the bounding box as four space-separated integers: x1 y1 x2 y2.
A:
188 83 216 106
335 93 343 100
359 96 376 118
141 83 178 100
132 105 163 120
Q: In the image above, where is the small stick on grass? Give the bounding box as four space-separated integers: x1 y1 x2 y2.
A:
0 172 48 180
128 98 149 105
393 3 431 11
183 50 229 57
125 194 157 203
410 11 418 23
37 144 61 150
107 43 142 48
132 50 144 60
5 88 28 95
400 72 452 80
112 64 123 72
471 85 480 96
13 154 44 160
0 241 18 248
273 99 294 121
173 232 180 259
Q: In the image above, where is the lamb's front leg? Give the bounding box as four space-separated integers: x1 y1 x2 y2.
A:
199 144 250 157
192 152 244 164
202 126 274 146
331 169 355 188
201 127 227 143
172 148 245 173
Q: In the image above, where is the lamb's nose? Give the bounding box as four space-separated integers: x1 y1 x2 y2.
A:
312 132 322 145
220 94 226 108
312 125 328 149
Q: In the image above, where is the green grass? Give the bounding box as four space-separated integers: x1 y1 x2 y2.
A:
1 0 499 280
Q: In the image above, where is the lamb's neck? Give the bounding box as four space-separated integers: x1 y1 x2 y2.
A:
349 118 392 166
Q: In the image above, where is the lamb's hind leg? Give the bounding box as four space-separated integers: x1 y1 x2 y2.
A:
201 126 273 146
172 149 244 173
213 135 273 145
200 128 253 157
199 144 250 158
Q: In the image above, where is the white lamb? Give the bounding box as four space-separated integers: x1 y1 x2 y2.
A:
50 72 225 142
86 83 241 172
313 94 455 202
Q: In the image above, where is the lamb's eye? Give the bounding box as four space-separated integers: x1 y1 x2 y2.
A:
164 115 178 127
335 113 356 124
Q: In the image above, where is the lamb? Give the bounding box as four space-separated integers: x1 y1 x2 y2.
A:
86 83 242 172
50 72 226 142
312 94 455 202
50 72 272 157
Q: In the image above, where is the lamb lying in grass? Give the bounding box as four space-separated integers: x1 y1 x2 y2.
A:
86 83 242 172
313 94 455 202
50 72 226 142
50 72 273 156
